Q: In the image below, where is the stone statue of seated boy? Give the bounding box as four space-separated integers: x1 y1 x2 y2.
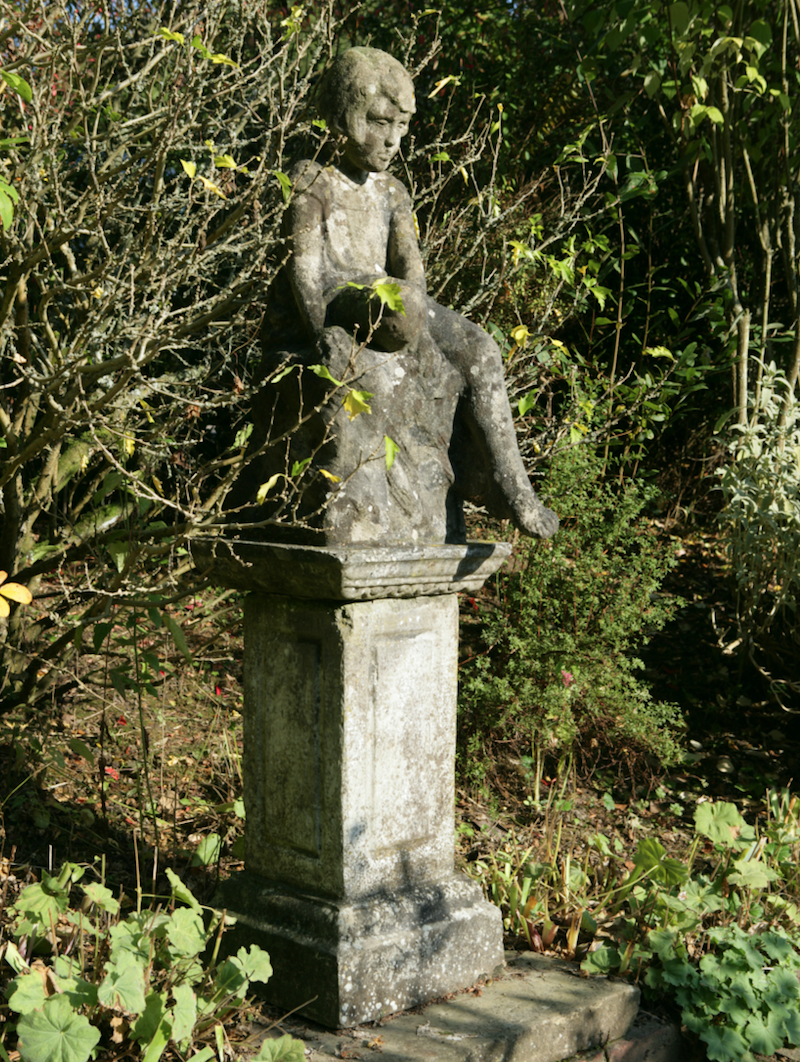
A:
241 46 558 547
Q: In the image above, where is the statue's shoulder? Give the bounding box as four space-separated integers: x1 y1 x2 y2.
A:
374 172 413 209
288 159 332 196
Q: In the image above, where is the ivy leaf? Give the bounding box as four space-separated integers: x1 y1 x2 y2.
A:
343 390 373 421
253 1035 306 1062
17 995 101 1062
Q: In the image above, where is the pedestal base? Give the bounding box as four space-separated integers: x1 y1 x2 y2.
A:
216 872 503 1028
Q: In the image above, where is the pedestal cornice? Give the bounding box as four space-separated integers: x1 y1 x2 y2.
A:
191 537 511 600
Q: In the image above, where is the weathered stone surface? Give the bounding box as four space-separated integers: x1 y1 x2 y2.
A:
229 46 558 548
241 592 460 897
191 538 512 601
247 952 641 1061
215 587 504 1026
217 873 503 1028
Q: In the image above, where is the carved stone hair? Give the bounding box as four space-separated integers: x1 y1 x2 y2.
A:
318 47 415 136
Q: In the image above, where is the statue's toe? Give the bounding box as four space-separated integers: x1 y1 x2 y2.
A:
512 494 559 539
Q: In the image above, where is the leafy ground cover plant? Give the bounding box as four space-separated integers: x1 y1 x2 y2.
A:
464 786 800 1062
458 443 682 789
1 861 302 1062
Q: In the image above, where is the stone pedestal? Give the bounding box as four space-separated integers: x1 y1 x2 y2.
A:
192 539 510 1028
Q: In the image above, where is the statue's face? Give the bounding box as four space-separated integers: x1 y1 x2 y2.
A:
342 93 413 174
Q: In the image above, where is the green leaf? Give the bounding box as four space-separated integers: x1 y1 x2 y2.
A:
164 614 192 663
727 857 778 888
256 474 282 503
81 882 118 914
67 739 95 766
518 392 538 417
167 907 207 959
643 70 661 97
290 457 312 477
271 363 299 384
159 28 185 44
343 390 373 421
273 170 292 203
6 972 47 1015
98 961 147 1015
131 991 167 1045
142 1016 173 1062
384 435 399 470
14 872 70 926
170 983 197 1046
254 1035 306 1062
371 278 405 314
308 364 342 386
17 995 101 1062
0 189 14 229
165 867 201 911
745 1013 784 1056
695 801 746 847
0 70 32 102
192 833 222 868
214 154 237 169
698 1024 749 1062
705 105 724 125
581 943 620 975
234 423 253 449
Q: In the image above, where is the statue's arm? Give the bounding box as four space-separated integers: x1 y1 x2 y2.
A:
285 168 329 341
387 182 426 292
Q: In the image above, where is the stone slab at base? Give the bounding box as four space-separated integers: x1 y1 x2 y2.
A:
190 538 512 600
216 872 503 1028
248 952 644 1062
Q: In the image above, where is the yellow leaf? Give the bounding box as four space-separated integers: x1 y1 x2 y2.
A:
319 468 341 483
213 154 237 169
511 325 530 347
0 581 32 605
256 474 282 504
198 175 227 199
181 159 196 179
123 433 135 457
343 390 373 421
0 596 8 619
152 474 164 494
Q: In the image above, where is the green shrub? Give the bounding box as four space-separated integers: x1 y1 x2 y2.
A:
718 363 800 708
458 445 682 788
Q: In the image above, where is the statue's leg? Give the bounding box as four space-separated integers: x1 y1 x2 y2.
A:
427 300 558 539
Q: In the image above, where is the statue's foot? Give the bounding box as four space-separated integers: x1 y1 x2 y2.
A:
510 491 559 539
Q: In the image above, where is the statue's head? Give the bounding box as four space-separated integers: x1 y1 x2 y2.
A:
319 47 415 174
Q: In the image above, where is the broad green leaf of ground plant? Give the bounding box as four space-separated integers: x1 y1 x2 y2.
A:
170 983 197 1046
166 907 207 958
131 992 168 1045
14 871 71 928
192 833 221 868
630 837 687 887
691 1021 749 1062
166 868 201 911
214 945 273 1002
81 881 119 915
17 995 101 1062
98 960 147 1014
581 943 620 974
695 801 746 847
6 972 47 1014
53 958 98 1010
728 856 778 889
254 1034 306 1062
745 1012 785 1057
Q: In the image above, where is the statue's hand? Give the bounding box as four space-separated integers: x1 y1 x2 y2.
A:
512 495 559 539
315 326 353 382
